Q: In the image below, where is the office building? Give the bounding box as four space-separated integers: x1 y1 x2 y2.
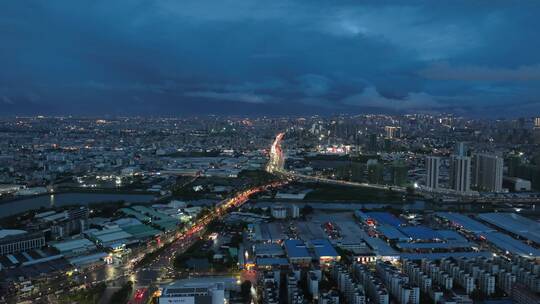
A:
473 153 503 192
425 156 440 189
535 117 540 128
450 155 471 193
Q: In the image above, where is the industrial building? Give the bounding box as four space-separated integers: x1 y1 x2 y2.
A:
0 231 45 255
284 240 312 265
159 281 225 304
477 213 540 245
50 238 96 257
310 239 340 264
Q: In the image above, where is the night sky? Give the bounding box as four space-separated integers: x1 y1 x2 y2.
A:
2 1 540 116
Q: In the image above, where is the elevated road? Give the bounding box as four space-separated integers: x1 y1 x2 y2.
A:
267 132 406 193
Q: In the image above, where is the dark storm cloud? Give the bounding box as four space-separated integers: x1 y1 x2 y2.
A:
1 0 540 116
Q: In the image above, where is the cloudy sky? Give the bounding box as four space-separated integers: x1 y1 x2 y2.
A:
1 0 540 116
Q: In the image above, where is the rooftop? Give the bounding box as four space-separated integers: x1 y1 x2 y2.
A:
310 239 339 258
284 239 311 258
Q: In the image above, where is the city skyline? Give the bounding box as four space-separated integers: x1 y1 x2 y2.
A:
1 115 540 303
3 2 540 303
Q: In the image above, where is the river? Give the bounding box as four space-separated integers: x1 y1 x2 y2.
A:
0 192 157 218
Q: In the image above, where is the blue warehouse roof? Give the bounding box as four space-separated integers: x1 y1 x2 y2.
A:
400 226 439 240
367 212 404 227
284 239 310 258
310 239 339 258
435 212 494 235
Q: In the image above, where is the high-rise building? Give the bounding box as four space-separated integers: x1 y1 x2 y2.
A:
391 161 408 186
383 138 393 152
455 142 468 157
450 155 471 193
426 156 440 189
385 126 401 139
368 133 378 152
534 118 540 144
473 153 504 192
507 154 523 177
367 160 384 184
350 162 364 182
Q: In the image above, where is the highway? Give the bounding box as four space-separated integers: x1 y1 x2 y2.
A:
9 181 285 304
267 132 406 193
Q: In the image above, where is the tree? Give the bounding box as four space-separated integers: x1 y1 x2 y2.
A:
240 280 252 300
110 281 133 304
301 204 314 216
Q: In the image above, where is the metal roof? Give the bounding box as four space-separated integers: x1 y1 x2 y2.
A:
400 226 439 240
401 251 493 260
310 239 339 258
377 225 408 240
51 238 95 252
478 213 540 245
284 239 310 258
483 231 540 258
435 212 494 234
367 212 404 227
396 242 472 250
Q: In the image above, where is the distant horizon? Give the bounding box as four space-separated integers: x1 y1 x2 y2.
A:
0 113 539 120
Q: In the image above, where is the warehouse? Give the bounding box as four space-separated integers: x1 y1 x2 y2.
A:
310 239 340 264
483 231 540 259
366 212 404 227
478 213 540 245
51 238 96 257
284 239 312 265
396 242 474 252
434 212 495 235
